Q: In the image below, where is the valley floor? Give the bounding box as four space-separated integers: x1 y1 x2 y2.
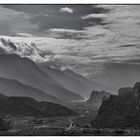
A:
0 114 140 136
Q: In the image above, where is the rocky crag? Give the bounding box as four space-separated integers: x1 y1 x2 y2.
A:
92 82 140 128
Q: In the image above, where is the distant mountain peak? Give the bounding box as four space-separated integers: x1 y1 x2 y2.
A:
0 36 59 66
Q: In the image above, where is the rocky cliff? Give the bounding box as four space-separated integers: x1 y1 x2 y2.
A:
87 90 111 108
92 82 140 128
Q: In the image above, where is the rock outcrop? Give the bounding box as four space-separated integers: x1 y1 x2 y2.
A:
87 90 111 108
91 82 140 128
118 87 133 96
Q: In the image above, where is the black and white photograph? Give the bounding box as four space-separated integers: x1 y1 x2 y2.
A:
0 3 140 136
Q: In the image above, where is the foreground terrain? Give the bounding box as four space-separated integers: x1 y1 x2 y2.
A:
1 115 140 136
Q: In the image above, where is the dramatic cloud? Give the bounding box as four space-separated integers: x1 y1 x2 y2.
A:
1 5 140 90
60 7 74 13
1 5 107 31
0 36 58 63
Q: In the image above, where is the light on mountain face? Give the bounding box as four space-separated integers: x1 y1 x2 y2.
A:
0 36 59 65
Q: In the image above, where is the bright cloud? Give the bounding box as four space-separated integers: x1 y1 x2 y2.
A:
48 28 84 33
60 7 74 14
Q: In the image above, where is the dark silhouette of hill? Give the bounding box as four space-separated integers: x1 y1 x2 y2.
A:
0 94 77 118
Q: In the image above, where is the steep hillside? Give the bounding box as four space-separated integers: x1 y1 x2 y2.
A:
38 64 90 98
0 94 77 118
0 77 65 105
0 54 83 102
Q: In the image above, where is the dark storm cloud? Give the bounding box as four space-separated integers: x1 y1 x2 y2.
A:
2 5 109 16
28 6 108 33
1 5 109 34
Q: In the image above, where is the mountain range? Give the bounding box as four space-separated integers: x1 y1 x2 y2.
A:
0 36 113 107
0 54 82 103
0 76 64 105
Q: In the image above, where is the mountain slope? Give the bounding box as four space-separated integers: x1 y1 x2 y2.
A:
0 94 77 118
38 64 90 98
0 54 83 102
0 77 65 105
63 69 113 98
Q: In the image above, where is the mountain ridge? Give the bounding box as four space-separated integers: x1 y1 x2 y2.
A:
0 76 66 106
0 54 83 102
0 93 77 118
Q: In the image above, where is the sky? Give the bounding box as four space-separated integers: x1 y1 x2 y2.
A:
0 4 140 90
